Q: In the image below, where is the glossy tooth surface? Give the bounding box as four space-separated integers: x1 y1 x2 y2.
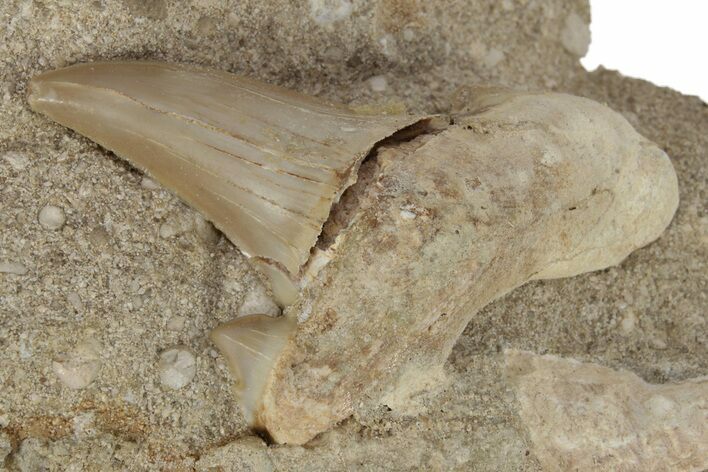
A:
210 314 295 427
28 61 426 304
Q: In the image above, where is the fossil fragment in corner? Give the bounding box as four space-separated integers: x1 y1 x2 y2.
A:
504 350 708 472
28 63 680 445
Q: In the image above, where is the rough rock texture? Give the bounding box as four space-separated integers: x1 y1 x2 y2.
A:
0 0 705 470
505 350 707 472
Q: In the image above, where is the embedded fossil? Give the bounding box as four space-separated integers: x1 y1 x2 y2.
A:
28 62 679 444
504 350 708 471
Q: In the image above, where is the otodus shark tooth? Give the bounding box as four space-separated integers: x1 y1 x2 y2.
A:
28 64 679 444
27 61 429 306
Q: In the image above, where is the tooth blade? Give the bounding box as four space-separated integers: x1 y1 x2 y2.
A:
210 315 295 426
28 61 427 295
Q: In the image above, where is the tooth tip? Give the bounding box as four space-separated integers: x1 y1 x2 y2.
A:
26 74 59 111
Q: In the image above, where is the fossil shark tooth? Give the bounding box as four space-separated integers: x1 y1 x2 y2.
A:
28 63 679 445
210 315 296 428
27 61 428 305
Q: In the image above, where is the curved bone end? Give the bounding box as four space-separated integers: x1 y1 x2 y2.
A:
210 315 296 430
457 88 679 279
252 90 682 444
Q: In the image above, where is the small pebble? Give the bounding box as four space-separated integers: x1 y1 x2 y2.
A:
131 295 143 309
560 12 590 57
87 226 111 250
159 222 179 239
19 333 32 359
239 286 281 317
78 181 92 199
166 315 186 331
141 176 161 190
0 261 28 275
650 335 668 350
2 151 30 170
195 16 218 36
72 412 95 438
484 48 505 68
159 347 196 389
38 204 66 230
53 340 101 389
620 309 637 334
309 0 353 26
66 292 83 312
399 209 417 220
368 75 388 92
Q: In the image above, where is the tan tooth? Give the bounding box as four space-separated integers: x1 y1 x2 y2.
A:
27 61 428 305
29 63 679 445
210 315 295 427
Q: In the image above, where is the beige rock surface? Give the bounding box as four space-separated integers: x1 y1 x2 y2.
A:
505 349 707 472
1 0 705 470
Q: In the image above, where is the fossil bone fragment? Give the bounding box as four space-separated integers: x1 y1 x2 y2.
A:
504 350 708 472
28 63 679 444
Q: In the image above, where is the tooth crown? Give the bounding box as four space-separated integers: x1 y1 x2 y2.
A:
210 315 296 430
28 61 427 305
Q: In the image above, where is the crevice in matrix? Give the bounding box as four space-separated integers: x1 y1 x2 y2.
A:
315 117 449 251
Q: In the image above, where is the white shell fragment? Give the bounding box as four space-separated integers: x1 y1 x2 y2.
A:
166 315 186 331
238 286 281 317
158 347 197 390
38 204 66 230
368 75 388 92
28 61 428 306
2 151 30 170
0 261 28 275
504 350 708 472
52 340 101 389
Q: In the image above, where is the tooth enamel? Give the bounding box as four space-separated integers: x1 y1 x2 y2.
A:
27 61 429 306
210 315 296 427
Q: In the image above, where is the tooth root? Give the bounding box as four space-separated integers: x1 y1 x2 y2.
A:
209 315 296 426
27 61 428 304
